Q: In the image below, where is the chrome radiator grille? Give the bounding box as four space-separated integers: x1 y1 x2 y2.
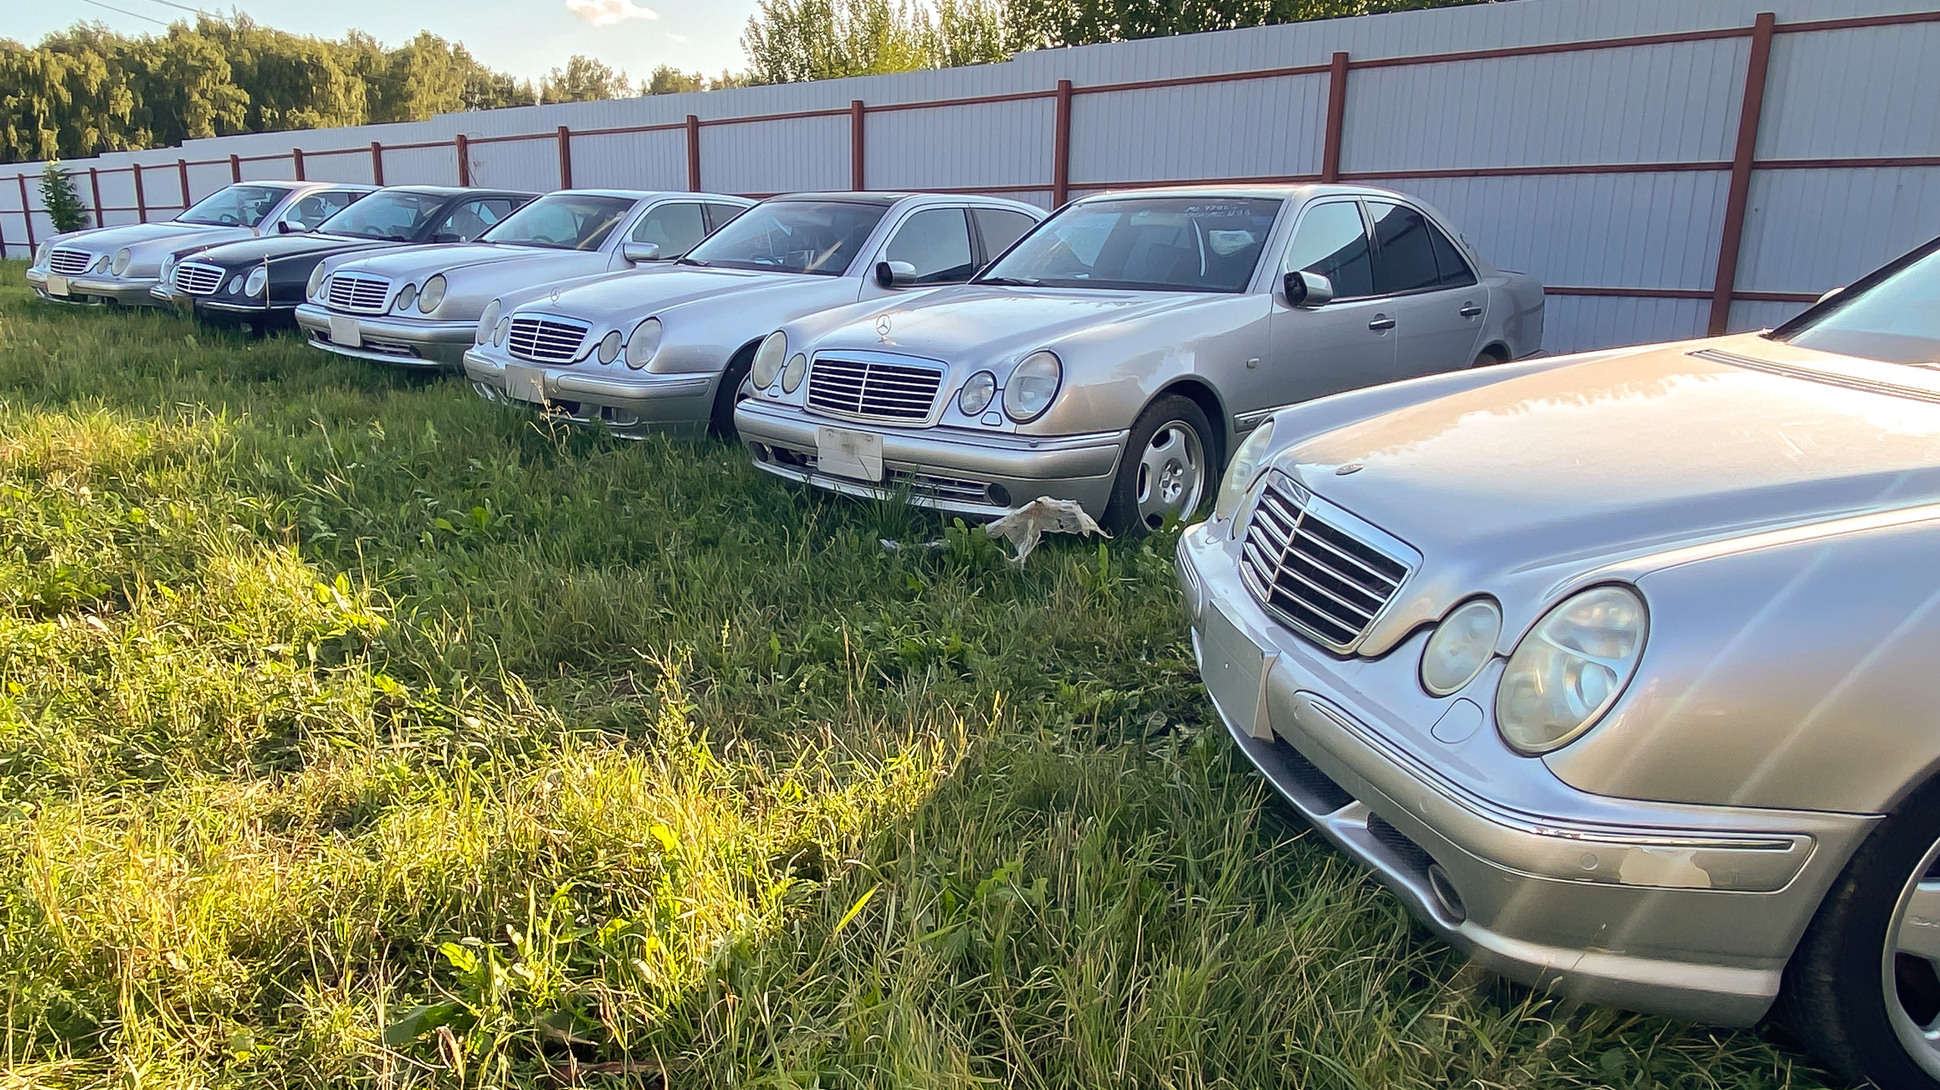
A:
806 356 943 423
1240 476 1413 652
506 316 589 363
173 262 226 296
50 248 94 276
326 272 390 313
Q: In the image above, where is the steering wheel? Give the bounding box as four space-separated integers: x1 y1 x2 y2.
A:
218 214 239 225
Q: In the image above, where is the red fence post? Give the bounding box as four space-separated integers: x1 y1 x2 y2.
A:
133 163 148 223
685 115 702 192
15 173 34 252
1709 11 1777 336
0 182 8 259
229 154 241 182
89 167 104 228
1322 52 1351 182
1052 79 1074 207
850 100 866 190
371 142 385 185
557 126 573 189
292 147 306 181
177 158 191 211
455 135 470 186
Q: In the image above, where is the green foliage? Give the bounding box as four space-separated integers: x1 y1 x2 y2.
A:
38 161 88 232
0 266 1837 1087
539 54 633 104
645 63 710 95
742 0 1014 85
1004 0 1493 48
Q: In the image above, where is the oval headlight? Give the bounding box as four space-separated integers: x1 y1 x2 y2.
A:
394 283 418 313
306 264 326 300
751 331 787 389
34 242 51 267
1213 418 1277 524
1002 351 1061 422
597 330 623 364
1495 586 1647 754
781 352 807 392
111 248 132 276
243 266 268 297
493 317 510 347
958 371 997 416
1420 599 1503 697
476 299 502 345
418 274 446 314
626 318 662 370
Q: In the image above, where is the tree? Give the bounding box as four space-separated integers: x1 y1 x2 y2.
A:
540 55 633 103
741 0 940 85
644 64 707 95
40 160 88 231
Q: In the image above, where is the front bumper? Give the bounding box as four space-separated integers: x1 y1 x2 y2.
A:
734 398 1126 519
27 267 157 306
295 303 473 369
1176 523 1874 1027
462 348 716 437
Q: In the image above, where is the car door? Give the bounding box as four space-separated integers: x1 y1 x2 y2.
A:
617 200 708 268
1265 198 1397 408
1369 200 1489 379
860 206 979 301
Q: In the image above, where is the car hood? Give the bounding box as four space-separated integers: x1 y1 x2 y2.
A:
53 221 215 253
1271 333 1940 652
817 285 1226 362
329 242 573 281
196 232 394 268
527 266 826 320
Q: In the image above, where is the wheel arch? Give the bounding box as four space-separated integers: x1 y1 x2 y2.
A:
1150 377 1229 468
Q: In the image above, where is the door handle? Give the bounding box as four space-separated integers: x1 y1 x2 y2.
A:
1368 315 1396 332
1459 303 1482 318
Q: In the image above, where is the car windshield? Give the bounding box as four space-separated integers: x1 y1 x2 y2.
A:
1775 245 1940 366
680 200 887 275
481 193 634 250
317 191 448 241
177 185 288 227
977 196 1283 292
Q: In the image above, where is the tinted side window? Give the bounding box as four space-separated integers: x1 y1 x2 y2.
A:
438 199 515 241
1427 219 1477 288
282 190 358 230
886 208 975 284
705 202 748 231
633 202 708 255
1368 202 1441 295
1283 201 1373 299
972 208 1037 261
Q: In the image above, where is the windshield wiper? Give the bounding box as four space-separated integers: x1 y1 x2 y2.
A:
677 256 710 267
978 275 1040 286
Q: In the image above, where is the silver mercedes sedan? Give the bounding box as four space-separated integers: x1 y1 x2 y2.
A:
734 185 1543 532
24 181 371 306
1179 235 1940 1090
462 192 1044 436
293 189 753 370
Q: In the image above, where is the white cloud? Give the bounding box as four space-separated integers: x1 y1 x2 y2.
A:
565 0 659 26
667 33 689 42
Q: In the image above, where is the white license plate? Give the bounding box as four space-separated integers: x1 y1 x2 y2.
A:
328 314 362 348
45 274 69 297
815 426 884 482
504 363 547 405
1201 602 1276 740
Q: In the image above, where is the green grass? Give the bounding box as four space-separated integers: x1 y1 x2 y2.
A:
0 261 1834 1088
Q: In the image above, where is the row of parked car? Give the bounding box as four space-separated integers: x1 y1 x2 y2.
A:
23 176 1940 1090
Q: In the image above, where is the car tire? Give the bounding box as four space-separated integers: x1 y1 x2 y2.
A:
1783 776 1940 1089
710 343 758 438
1103 395 1216 536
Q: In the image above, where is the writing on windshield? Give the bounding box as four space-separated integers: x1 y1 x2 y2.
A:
979 197 1282 293
680 200 887 275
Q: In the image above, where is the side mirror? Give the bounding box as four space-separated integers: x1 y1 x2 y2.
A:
1816 286 1844 305
876 260 918 288
1283 270 1335 309
623 241 663 264
276 221 293 234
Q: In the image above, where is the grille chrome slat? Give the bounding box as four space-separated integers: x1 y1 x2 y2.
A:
50 248 94 276
507 316 590 364
807 355 944 423
1239 476 1415 653
173 262 226 296
326 272 391 314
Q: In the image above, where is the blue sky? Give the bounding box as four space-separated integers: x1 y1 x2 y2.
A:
10 0 761 85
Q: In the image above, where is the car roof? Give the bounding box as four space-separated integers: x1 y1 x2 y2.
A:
1071 182 1419 203
382 185 538 198
554 188 752 202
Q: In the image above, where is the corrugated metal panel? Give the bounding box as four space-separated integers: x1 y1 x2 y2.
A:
186 161 236 199
865 98 1054 191
468 139 561 192
1540 294 1709 355
1759 23 1940 160
298 149 377 185
378 146 462 187
1388 171 1731 290
570 130 689 192
1727 299 1809 333
237 155 299 183
1736 166 1940 293
1070 74 1327 185
699 115 849 195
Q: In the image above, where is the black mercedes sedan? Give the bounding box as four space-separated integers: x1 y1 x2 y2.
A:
157 186 535 331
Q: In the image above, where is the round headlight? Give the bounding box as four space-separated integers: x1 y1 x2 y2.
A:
1420 599 1503 697
958 371 997 416
751 331 787 389
395 283 418 313
781 352 807 393
306 265 326 300
1213 418 1277 524
95 254 111 273
34 242 51 267
597 330 623 364
1003 351 1061 422
625 318 662 370
243 266 268 297
225 273 241 294
418 274 446 314
493 317 510 347
111 248 132 276
1495 586 1647 754
477 299 502 345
